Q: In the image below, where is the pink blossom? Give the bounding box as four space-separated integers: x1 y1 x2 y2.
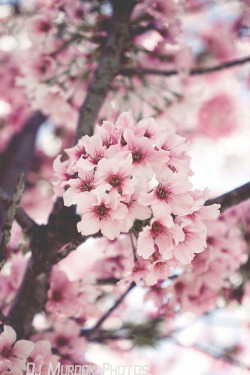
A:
173 218 207 264
64 136 88 169
118 257 151 287
44 319 87 364
94 155 134 195
114 112 136 136
186 189 221 224
156 130 190 174
139 172 194 216
122 128 169 180
76 135 107 171
144 261 173 286
169 276 218 316
46 269 81 317
77 190 128 240
63 170 95 206
0 325 34 371
27 340 59 375
27 13 55 42
52 155 71 201
95 120 119 148
22 50 56 81
135 117 159 140
120 192 152 232
137 206 184 260
198 94 237 139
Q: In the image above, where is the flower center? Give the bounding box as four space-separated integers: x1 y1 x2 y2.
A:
120 136 127 146
40 21 51 32
57 337 68 347
151 222 163 237
91 154 102 165
175 281 184 292
95 204 108 218
156 186 169 199
207 236 215 245
132 151 142 163
81 182 92 191
108 175 121 187
154 262 166 272
2 346 13 358
52 291 62 302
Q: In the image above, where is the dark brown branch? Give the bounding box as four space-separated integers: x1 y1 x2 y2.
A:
74 0 137 142
32 237 83 274
82 282 136 337
120 56 250 77
0 111 46 244
205 181 250 213
0 174 25 269
0 310 11 325
0 187 38 235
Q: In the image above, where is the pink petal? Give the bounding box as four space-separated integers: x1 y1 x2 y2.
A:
101 220 120 240
14 340 34 358
77 213 100 236
155 236 173 259
174 245 194 264
2 325 16 346
130 202 152 220
137 230 155 259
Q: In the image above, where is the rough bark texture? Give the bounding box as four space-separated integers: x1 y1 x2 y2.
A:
0 111 46 244
74 0 136 142
0 174 25 269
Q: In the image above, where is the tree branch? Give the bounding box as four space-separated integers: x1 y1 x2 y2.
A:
205 181 250 213
119 56 250 77
0 310 11 325
0 111 46 244
0 187 38 235
0 173 25 269
74 0 137 142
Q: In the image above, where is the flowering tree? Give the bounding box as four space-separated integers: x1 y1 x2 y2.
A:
0 0 250 373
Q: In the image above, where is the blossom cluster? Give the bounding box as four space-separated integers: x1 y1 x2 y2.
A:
0 325 58 374
153 208 248 318
53 112 220 282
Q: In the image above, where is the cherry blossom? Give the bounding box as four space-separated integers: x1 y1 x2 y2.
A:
77 190 128 240
0 325 34 372
46 268 81 317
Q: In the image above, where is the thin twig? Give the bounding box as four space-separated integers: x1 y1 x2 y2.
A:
120 56 250 77
82 281 136 337
129 229 138 262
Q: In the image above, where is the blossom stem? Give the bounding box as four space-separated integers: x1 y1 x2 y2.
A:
129 229 138 262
